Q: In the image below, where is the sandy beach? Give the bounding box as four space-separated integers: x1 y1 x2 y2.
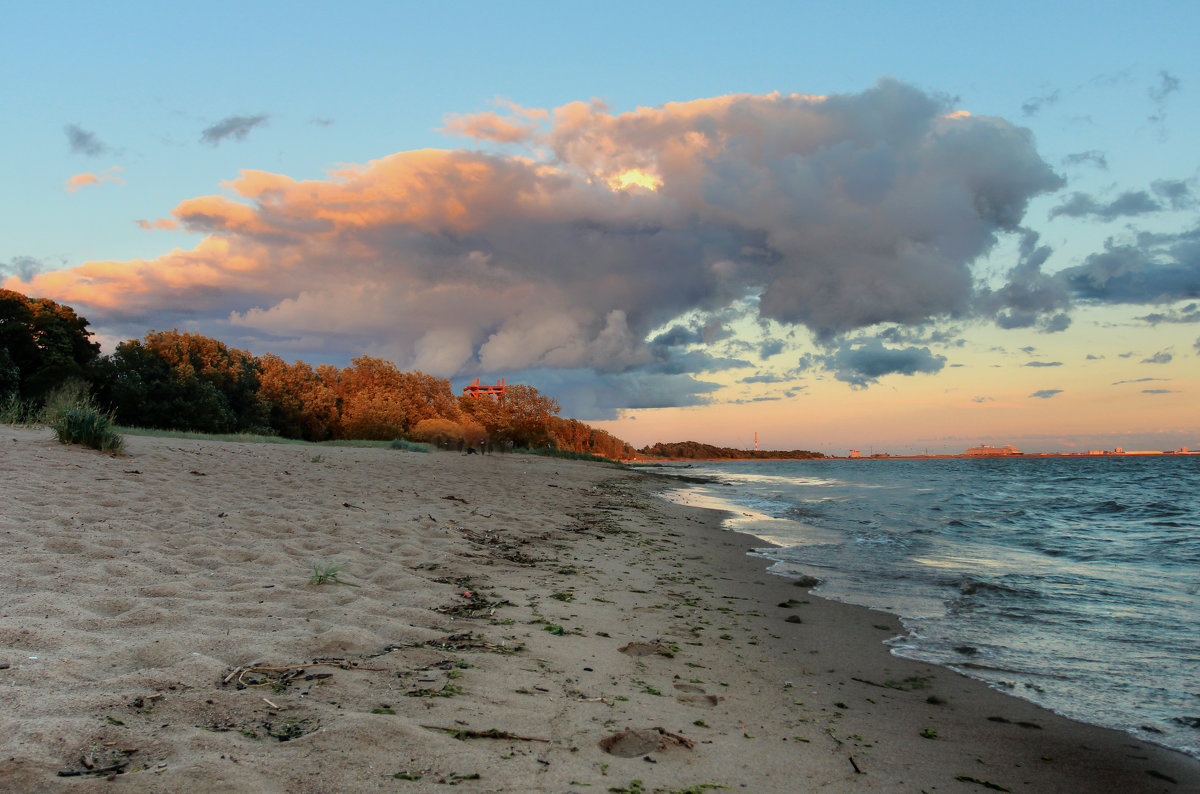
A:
2 427 1197 793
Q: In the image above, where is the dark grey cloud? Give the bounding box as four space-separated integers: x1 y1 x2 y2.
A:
1141 351 1173 364
1086 353 1104 360
1142 389 1174 394
64 124 109 156
1062 151 1108 170
1059 225 1200 304
1194 335 1200 354
1050 179 1194 222
1030 389 1063 399
759 338 785 358
1021 90 1060 117
740 372 789 384
1112 377 1164 385
1025 361 1063 367
877 324 964 346
800 338 946 388
1050 190 1162 221
649 325 704 348
1136 303 1200 324
0 256 42 281
201 114 269 146
1152 179 1196 210
976 229 1071 331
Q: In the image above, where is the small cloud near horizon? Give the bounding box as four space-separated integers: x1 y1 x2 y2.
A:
1030 389 1063 399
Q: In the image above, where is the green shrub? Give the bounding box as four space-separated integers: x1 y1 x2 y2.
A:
388 439 432 453
0 393 36 425
42 384 123 453
517 447 614 463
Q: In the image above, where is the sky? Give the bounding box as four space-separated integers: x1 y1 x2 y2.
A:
3 1 1198 455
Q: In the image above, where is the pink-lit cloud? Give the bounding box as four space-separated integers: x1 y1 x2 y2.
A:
10 80 1069 410
65 167 124 193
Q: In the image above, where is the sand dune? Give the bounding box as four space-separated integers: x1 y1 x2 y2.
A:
1 426 1196 792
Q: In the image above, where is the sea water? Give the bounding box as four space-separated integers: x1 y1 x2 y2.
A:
648 455 1200 758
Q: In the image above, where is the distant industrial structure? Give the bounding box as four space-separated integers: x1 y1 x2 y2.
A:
963 444 1021 457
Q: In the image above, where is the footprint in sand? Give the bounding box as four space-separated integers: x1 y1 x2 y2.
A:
673 682 723 707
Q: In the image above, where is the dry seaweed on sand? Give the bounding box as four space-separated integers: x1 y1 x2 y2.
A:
421 725 550 742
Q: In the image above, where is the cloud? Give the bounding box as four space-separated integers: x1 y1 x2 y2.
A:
1142 389 1174 394
1136 302 1200 324
1141 350 1173 364
9 81 1063 411
137 218 180 231
65 167 124 193
1024 360 1062 367
1112 377 1164 385
442 110 542 144
759 338 786 358
1030 389 1063 399
1021 89 1060 117
1195 336 1200 354
201 114 269 146
800 338 946 388
1050 179 1194 222
505 367 719 420
740 372 789 384
1062 151 1108 170
64 124 110 156
1050 190 1162 221
1059 225 1200 304
1148 70 1181 127
0 256 42 281
975 228 1071 330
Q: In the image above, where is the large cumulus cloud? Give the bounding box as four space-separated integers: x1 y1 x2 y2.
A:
8 80 1065 410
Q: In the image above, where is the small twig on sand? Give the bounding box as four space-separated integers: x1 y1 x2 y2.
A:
342 502 366 510
849 756 863 774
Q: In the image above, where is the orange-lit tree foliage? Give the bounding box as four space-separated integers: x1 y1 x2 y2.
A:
257 354 339 441
335 357 463 440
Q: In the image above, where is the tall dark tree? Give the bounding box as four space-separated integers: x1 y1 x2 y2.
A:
0 289 100 399
94 330 269 433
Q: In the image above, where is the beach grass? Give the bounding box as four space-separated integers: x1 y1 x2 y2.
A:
40 383 124 453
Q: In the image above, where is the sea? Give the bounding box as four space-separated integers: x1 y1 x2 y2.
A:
645 455 1200 759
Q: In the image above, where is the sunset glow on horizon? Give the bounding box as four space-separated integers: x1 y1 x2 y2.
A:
4 2 1198 454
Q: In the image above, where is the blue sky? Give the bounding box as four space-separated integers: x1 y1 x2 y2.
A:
3 1 1198 453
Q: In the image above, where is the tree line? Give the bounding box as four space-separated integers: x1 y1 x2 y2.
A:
637 441 823 460
1 289 636 459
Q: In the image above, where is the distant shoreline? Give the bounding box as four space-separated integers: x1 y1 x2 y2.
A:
636 450 1200 463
